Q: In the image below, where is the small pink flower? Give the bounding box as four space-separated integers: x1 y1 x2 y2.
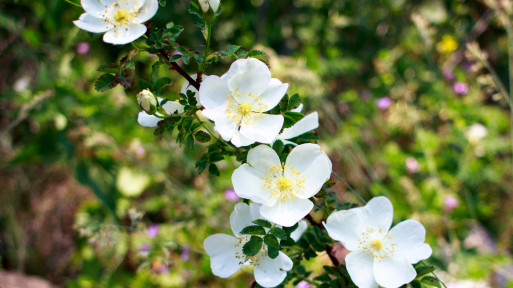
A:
181 246 190 261
444 195 459 213
442 69 455 80
453 82 469 95
296 280 311 288
406 157 419 173
376 96 392 109
224 189 240 202
147 224 159 238
76 42 90 54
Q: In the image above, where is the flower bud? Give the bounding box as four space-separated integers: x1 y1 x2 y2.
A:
199 0 220 13
137 89 158 114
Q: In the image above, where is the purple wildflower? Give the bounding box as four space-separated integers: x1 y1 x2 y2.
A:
453 82 469 95
296 281 311 288
76 42 90 54
224 189 240 202
375 96 392 109
147 224 159 238
181 246 190 261
444 195 459 213
442 69 455 80
406 157 419 173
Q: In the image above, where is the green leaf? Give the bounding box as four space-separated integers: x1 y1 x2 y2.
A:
194 131 211 143
421 276 441 288
272 140 284 155
410 280 422 288
263 234 279 247
242 236 263 256
252 219 272 228
208 163 220 176
283 223 298 236
169 53 182 62
247 50 266 58
270 227 287 240
115 68 134 88
95 74 117 92
288 93 301 110
220 45 241 57
240 225 266 236
416 265 436 278
151 62 160 85
209 153 224 162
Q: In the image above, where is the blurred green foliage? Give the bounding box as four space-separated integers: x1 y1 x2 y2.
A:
1 0 512 287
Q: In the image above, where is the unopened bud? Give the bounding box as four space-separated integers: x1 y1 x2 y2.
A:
137 89 158 114
199 0 220 13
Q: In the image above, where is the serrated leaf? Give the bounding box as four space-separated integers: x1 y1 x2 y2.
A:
194 131 211 143
155 77 173 90
416 265 436 278
283 223 298 235
267 246 279 259
151 62 160 85
220 45 241 57
421 276 441 288
252 219 272 228
208 163 220 176
270 227 287 240
272 140 284 155
169 53 182 62
263 234 280 249
95 74 117 92
288 93 301 110
240 225 266 236
247 50 266 58
209 153 224 162
242 236 263 256
115 68 134 88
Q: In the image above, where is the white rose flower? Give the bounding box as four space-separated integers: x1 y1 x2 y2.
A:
199 58 288 147
74 0 159 45
199 0 220 13
323 196 432 288
137 98 184 127
232 144 332 227
203 203 293 288
275 112 319 146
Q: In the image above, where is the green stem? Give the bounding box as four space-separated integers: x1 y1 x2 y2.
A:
331 171 367 204
198 19 213 75
63 0 82 8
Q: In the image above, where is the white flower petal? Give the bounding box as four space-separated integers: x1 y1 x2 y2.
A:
231 130 256 147
240 114 284 144
199 75 230 109
277 112 318 141
199 0 209 12
117 0 144 11
363 196 394 231
80 0 111 17
290 220 308 241
209 0 220 12
103 23 146 45
323 208 366 251
260 198 313 227
259 79 288 112
74 13 111 33
230 202 263 236
162 101 184 115
232 164 276 207
226 58 271 96
253 252 293 287
133 0 159 23
137 111 160 127
345 250 378 288
373 256 416 288
203 234 243 278
389 220 432 264
246 145 281 172
285 143 331 198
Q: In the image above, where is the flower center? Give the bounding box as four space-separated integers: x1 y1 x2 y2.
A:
261 164 306 200
358 227 396 262
225 88 268 127
114 9 131 25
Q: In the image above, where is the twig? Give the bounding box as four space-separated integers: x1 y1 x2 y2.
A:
157 49 200 91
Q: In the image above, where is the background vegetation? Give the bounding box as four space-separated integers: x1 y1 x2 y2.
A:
0 0 512 287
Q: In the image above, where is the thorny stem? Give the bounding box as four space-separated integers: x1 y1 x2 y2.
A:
157 48 200 91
